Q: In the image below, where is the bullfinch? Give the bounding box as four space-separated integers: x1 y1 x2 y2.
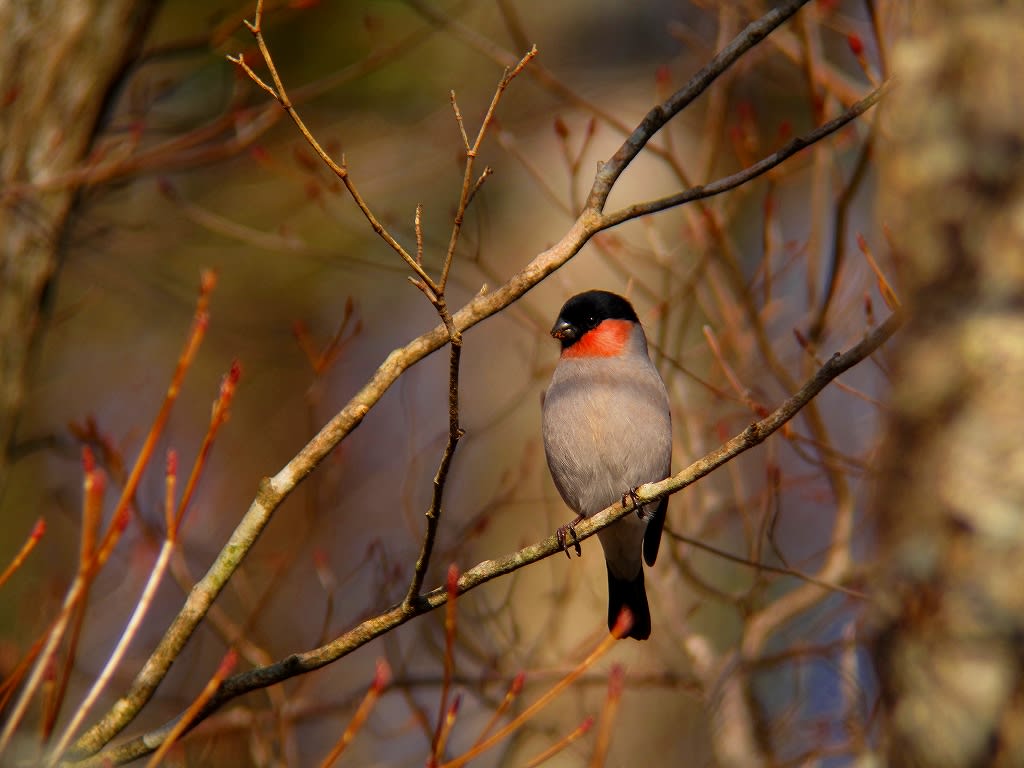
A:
542 290 672 640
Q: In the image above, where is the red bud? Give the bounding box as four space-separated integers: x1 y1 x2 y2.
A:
82 445 95 473
553 116 569 139
200 268 218 294
510 671 525 695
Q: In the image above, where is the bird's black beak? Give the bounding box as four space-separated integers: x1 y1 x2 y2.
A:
550 318 578 342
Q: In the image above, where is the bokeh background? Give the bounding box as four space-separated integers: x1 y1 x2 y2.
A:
0 1 894 765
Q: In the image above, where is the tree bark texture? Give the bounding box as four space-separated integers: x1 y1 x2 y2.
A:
874 1 1024 767
0 1 156 485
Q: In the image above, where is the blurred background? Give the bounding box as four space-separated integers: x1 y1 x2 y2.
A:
0 1 895 765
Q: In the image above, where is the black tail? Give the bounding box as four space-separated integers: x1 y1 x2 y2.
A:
606 565 651 640
643 496 668 567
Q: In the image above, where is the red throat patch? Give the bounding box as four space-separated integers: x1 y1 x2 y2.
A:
561 319 633 358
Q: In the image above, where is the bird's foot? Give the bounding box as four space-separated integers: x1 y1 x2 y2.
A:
556 515 584 559
622 486 645 519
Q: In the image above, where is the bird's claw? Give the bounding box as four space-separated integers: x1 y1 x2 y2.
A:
556 520 582 559
622 486 645 518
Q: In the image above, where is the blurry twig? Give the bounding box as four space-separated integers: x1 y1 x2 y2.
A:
809 127 876 341
589 665 624 767
46 364 240 766
0 518 45 590
316 659 390 768
141 650 237 768
430 565 461 763
0 272 215 756
524 717 593 768
663 526 864 598
440 614 631 768
229 0 430 286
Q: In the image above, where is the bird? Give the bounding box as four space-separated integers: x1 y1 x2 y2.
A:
542 290 672 640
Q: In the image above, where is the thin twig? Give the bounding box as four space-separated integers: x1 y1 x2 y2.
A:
315 659 390 768
228 0 433 289
809 126 876 341
663 526 864 599
0 518 45 590
404 303 464 605
402 51 534 604
598 80 889 229
141 650 237 768
523 717 593 768
586 0 813 211
430 565 460 762
440 618 629 768
48 363 240 765
0 273 213 755
589 665 624 767
439 46 536 293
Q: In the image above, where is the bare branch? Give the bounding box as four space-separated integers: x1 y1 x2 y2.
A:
598 80 889 229
586 0 813 212
439 46 537 293
403 300 464 606
230 0 433 288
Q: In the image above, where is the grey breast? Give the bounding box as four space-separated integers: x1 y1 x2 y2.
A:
543 355 671 517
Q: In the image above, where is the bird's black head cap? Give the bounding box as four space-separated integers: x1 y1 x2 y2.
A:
551 290 639 346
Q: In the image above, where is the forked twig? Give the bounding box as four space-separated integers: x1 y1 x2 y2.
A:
403 50 533 605
439 614 631 768
229 0 432 289
440 47 536 293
